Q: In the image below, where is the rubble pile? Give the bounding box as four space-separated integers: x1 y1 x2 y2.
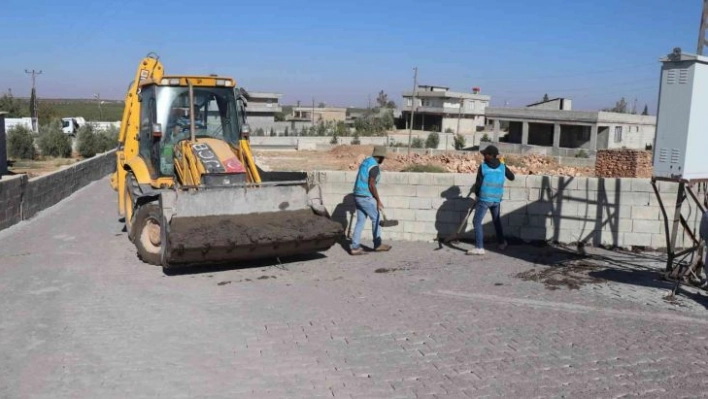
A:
595 149 652 178
338 146 593 177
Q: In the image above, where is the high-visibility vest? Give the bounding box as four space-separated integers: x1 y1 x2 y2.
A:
353 156 380 197
479 163 505 203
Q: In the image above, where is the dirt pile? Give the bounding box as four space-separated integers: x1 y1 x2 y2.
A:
595 149 652 178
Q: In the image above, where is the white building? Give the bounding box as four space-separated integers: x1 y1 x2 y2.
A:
401 85 490 133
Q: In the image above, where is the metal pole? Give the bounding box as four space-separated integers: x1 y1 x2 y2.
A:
188 80 196 143
407 67 418 155
698 0 708 55
456 97 463 134
94 93 103 120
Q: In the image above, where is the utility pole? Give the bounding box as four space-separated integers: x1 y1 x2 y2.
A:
25 69 42 133
407 67 418 155
94 93 103 120
698 0 708 55
456 97 463 134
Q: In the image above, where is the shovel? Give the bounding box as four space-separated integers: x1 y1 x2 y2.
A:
442 198 477 244
379 209 399 227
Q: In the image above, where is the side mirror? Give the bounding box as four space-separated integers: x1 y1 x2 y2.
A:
241 124 251 139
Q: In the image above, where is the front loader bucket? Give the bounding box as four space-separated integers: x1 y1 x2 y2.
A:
158 183 344 267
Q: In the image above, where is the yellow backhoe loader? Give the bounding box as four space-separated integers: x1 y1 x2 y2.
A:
110 53 343 268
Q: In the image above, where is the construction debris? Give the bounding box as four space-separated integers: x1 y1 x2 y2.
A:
595 149 653 178
342 147 594 177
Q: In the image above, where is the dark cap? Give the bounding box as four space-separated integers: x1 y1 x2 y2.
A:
480 145 499 157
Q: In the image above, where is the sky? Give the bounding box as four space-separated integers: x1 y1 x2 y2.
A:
0 0 701 112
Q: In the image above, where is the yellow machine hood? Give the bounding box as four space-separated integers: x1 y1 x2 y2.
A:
185 138 246 175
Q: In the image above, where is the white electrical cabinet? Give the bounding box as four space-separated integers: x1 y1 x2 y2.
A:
653 49 708 181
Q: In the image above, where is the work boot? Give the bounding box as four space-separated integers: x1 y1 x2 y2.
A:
374 244 392 252
466 248 485 256
350 247 365 256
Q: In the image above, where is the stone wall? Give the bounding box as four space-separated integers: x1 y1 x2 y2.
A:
595 149 652 178
0 150 116 230
312 170 700 250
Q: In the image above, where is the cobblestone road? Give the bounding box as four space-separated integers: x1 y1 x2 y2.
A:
2 178 708 398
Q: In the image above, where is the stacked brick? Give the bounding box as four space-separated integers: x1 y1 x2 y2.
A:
595 149 652 178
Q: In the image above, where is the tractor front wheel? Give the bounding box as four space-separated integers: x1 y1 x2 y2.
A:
134 204 163 266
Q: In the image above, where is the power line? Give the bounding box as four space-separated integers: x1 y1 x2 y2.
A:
489 78 657 95
473 62 657 83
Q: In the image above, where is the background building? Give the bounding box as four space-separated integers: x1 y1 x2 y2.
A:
289 107 347 123
243 91 283 134
485 98 656 156
401 85 490 133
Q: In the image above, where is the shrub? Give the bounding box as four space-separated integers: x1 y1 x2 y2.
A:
95 128 118 153
481 133 491 142
444 128 454 134
351 132 361 145
330 134 338 145
453 134 466 150
411 137 424 148
575 149 589 158
77 125 99 158
7 125 35 159
425 132 440 149
38 130 72 158
401 164 448 173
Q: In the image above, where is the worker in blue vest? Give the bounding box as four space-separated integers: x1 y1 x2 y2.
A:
350 145 393 255
468 145 515 255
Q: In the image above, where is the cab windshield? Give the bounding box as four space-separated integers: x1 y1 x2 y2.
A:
152 86 243 176
156 86 241 147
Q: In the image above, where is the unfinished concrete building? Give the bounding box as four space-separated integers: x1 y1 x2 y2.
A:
485 98 656 156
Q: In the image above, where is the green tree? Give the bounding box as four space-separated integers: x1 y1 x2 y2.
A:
274 112 285 122
543 93 549 102
376 90 389 109
299 126 307 136
0 92 25 117
284 126 289 136
604 97 629 113
453 134 466 150
351 131 361 145
334 121 347 137
318 102 326 108
7 125 35 159
316 122 326 136
269 127 275 137
38 119 72 158
411 137 424 148
642 104 649 115
425 132 440 149
381 109 395 130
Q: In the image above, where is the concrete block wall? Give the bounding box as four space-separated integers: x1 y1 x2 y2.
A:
313 171 703 250
0 150 116 230
0 174 26 230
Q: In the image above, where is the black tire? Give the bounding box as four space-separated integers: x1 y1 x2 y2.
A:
133 203 163 266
